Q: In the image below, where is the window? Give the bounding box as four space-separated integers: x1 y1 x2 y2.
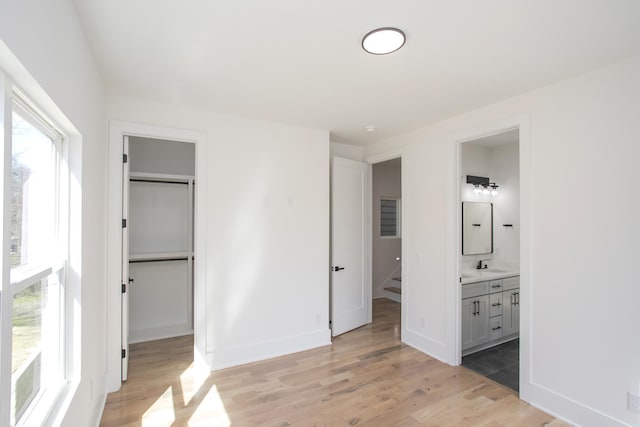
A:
380 197 401 238
1 85 68 426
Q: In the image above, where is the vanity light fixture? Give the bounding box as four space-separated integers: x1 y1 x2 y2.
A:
362 27 406 55
467 175 499 197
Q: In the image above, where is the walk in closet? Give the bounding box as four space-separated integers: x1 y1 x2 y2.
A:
126 136 195 343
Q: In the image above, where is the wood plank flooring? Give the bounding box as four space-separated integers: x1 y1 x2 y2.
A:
100 299 567 426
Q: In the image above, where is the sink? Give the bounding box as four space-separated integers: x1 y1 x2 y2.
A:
483 268 510 273
461 267 518 283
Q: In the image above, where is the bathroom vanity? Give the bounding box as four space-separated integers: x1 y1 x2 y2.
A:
461 272 519 355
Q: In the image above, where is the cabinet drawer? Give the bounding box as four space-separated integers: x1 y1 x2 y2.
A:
462 281 489 299
489 279 503 294
489 316 503 341
502 276 520 291
489 293 503 317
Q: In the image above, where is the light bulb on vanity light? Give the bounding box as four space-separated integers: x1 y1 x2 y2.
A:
482 187 490 195
473 184 482 194
489 183 499 196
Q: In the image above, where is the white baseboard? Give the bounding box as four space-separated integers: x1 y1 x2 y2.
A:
401 328 450 365
129 324 193 343
205 329 331 371
526 382 630 427
90 392 107 427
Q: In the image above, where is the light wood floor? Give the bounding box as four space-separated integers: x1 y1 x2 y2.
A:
101 299 568 426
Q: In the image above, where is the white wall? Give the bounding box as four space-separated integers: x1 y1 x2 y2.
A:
0 1 107 426
372 160 401 298
330 141 364 161
129 136 195 176
460 141 519 269
107 96 331 374
490 143 519 265
366 55 640 426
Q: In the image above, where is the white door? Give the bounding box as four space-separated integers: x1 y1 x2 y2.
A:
331 157 369 336
121 136 130 380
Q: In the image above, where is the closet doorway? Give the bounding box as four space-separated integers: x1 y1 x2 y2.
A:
122 136 195 380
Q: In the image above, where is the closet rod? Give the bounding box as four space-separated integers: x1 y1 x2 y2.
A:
130 178 191 185
130 257 189 263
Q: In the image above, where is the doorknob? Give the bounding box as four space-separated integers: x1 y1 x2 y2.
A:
332 266 345 272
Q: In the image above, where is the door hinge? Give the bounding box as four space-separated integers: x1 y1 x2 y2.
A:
121 349 126 358
122 283 126 293
122 218 127 228
123 153 128 163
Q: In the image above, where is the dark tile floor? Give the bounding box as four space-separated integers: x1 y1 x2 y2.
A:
462 339 519 392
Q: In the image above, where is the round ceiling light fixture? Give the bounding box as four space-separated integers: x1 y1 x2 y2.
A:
362 27 406 55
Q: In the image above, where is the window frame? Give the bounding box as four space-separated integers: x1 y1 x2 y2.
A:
379 196 401 239
0 72 70 427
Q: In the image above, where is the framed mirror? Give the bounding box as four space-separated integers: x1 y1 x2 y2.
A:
462 202 493 255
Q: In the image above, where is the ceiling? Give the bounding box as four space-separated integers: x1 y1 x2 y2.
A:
73 1 640 145
468 129 519 148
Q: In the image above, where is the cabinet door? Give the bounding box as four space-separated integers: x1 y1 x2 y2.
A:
473 295 490 347
462 295 489 350
461 298 475 350
502 289 520 337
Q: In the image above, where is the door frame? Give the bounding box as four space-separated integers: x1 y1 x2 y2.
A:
451 114 531 401
105 121 207 392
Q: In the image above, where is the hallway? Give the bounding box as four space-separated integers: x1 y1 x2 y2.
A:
100 299 565 426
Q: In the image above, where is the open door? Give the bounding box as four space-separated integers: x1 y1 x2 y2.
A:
121 136 130 380
331 157 370 336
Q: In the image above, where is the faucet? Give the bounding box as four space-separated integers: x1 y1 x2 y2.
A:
476 259 488 270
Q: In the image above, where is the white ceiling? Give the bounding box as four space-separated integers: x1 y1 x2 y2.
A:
467 129 519 148
73 0 640 145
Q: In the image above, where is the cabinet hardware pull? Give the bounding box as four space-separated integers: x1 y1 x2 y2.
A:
492 326 502 331
491 284 501 288
492 303 501 307
516 292 520 306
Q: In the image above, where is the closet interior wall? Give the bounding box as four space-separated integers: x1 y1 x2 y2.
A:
128 137 196 343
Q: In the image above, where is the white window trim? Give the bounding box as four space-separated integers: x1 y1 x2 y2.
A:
0 68 73 427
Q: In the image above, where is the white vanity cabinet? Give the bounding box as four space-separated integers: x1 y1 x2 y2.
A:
462 275 519 354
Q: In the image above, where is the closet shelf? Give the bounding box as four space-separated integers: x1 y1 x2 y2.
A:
129 251 193 262
130 171 194 184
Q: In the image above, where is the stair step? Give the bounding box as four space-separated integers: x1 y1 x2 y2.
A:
384 286 402 295
392 277 401 282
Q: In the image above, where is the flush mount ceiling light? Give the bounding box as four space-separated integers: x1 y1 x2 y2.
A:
362 27 406 55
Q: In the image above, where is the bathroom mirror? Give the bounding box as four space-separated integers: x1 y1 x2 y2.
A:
462 202 493 255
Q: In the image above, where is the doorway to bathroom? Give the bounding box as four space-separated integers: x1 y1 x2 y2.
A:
372 158 402 314
458 128 521 392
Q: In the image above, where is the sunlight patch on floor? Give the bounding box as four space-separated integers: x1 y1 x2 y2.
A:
179 362 207 404
188 385 230 426
142 387 176 426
